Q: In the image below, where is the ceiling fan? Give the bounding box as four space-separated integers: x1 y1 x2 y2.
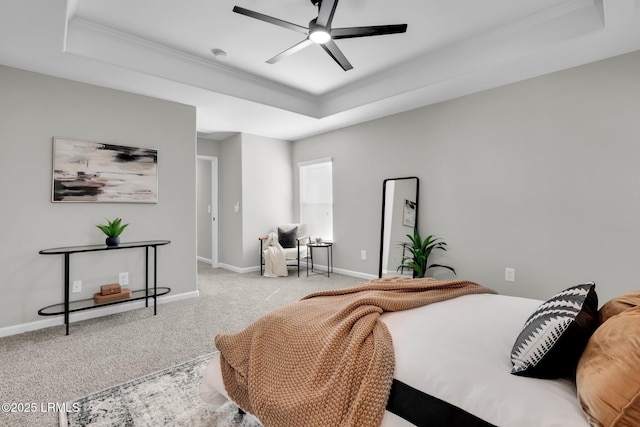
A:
232 0 408 71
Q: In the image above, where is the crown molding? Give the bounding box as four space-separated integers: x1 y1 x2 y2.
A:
318 0 605 117
65 18 322 117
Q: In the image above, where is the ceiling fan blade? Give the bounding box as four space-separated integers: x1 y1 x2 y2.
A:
316 0 339 28
321 39 353 71
266 39 314 64
233 6 308 35
331 24 408 39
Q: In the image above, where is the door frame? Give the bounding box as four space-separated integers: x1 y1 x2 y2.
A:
197 155 218 267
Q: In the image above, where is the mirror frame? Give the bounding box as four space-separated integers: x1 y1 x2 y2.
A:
378 176 420 278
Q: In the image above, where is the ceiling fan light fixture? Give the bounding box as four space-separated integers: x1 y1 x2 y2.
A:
232 1 407 71
309 28 331 44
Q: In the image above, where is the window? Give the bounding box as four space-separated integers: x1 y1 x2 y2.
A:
299 159 333 241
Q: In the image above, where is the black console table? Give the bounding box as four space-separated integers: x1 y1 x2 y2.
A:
39 240 171 335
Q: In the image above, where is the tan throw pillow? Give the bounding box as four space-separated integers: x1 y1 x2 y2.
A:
576 306 640 426
598 291 640 324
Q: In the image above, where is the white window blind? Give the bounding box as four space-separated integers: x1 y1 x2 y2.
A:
299 159 333 241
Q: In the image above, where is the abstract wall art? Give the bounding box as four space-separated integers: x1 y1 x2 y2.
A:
52 137 158 203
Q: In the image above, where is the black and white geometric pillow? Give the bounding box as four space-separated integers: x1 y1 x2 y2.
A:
510 282 598 379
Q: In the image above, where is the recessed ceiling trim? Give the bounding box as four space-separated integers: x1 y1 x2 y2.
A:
318 0 606 117
4 0 639 142
64 1 606 123
603 0 640 26
62 0 79 52
65 18 322 117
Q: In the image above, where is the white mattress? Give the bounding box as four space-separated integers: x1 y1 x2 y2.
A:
201 293 589 426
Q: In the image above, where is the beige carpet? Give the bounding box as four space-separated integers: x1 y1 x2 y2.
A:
0 263 362 427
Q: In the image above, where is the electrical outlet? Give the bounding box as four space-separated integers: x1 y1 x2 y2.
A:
505 268 515 282
72 280 82 293
361 250 367 260
119 272 129 287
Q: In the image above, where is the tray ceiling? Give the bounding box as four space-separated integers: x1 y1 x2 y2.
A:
1 0 640 140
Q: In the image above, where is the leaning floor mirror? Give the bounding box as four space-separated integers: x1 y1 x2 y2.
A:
379 177 419 278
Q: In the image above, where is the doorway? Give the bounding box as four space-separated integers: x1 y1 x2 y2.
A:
196 156 218 267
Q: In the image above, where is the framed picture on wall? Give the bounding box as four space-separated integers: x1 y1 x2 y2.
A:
403 199 416 227
52 137 158 203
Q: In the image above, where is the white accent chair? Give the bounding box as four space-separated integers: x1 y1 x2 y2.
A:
259 224 310 277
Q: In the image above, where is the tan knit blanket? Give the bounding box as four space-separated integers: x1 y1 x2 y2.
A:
215 277 496 427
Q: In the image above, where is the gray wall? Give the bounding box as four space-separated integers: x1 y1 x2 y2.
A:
293 50 640 303
219 134 244 268
241 134 293 268
217 133 293 270
197 138 221 157
0 65 197 331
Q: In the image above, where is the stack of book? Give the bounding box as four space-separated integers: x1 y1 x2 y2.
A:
94 283 131 303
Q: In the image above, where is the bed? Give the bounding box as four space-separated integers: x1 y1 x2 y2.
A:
200 279 640 426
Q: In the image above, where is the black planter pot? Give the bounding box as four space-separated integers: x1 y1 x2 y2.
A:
105 236 120 247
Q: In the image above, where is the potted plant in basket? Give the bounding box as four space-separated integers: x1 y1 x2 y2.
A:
97 217 129 247
397 228 456 278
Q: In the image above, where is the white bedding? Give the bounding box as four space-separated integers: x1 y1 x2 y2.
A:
200 293 589 426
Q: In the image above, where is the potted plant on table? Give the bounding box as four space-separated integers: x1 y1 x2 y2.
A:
97 217 129 247
397 227 456 278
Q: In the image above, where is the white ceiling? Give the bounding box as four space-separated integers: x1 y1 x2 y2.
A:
1 0 640 141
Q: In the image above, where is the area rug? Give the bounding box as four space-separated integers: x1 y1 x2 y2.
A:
59 353 262 427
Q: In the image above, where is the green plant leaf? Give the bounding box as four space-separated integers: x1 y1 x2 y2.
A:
427 263 457 274
396 227 455 278
96 217 129 237
96 224 110 235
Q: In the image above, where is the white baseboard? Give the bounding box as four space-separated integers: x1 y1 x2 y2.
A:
0 290 199 338
333 267 377 281
217 262 377 281
197 257 220 268
217 263 261 274
382 269 413 277
302 261 377 281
